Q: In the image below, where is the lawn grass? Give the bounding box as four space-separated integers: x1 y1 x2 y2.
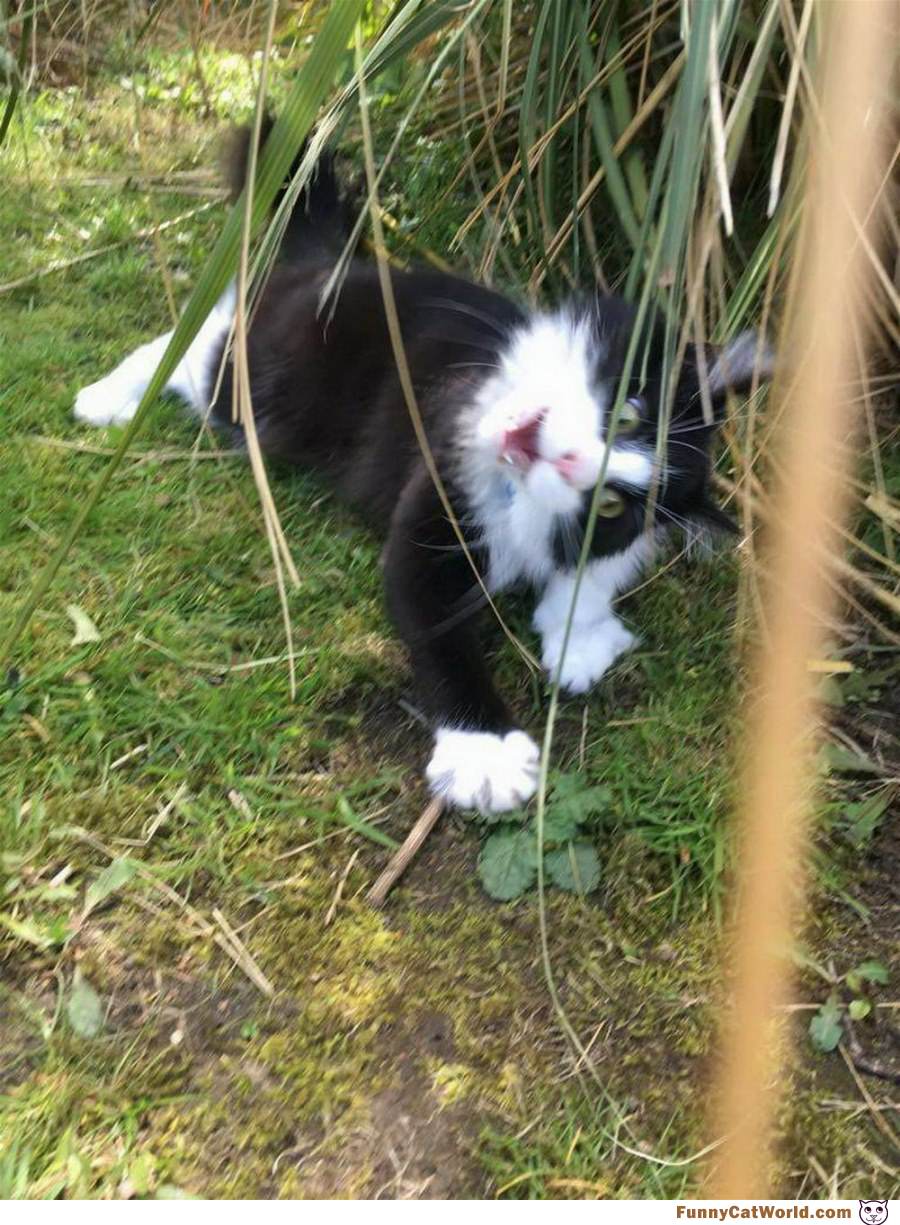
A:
1 59 897 1201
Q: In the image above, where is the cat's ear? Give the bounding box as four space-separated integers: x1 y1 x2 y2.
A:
691 332 775 421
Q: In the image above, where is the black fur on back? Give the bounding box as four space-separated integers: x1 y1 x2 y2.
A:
211 259 525 524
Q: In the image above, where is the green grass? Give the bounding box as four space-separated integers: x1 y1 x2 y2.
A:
1 63 897 1201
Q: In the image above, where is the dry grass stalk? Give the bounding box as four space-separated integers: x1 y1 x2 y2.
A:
230 0 301 701
708 0 896 1198
367 797 445 908
30 435 237 462
0 203 217 295
211 907 275 998
324 848 361 925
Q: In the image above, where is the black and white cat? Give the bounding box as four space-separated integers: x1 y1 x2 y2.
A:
73 131 772 814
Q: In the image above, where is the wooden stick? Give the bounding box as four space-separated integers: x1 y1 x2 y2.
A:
367 797 445 907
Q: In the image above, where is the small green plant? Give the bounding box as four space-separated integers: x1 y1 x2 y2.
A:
807 958 889 1053
475 774 609 901
835 791 893 850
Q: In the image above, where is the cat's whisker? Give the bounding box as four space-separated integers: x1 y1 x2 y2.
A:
419 331 506 356
665 439 710 462
446 361 502 373
414 537 481 554
423 297 513 340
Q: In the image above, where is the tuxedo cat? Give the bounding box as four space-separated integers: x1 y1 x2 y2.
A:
74 127 772 814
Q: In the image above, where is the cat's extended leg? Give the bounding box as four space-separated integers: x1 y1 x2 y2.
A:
383 470 539 814
534 536 654 694
74 286 235 426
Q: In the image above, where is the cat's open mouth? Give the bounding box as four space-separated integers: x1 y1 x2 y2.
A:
501 410 583 488
501 409 546 471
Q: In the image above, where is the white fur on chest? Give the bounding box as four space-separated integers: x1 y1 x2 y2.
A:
456 309 656 593
480 472 557 589
457 312 599 590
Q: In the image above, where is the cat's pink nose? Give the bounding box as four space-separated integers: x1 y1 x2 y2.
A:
553 451 581 483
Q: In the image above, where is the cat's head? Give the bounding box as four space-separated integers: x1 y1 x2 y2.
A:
468 294 773 565
859 1202 889 1225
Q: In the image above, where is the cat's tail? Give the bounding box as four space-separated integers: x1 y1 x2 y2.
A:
223 113 353 261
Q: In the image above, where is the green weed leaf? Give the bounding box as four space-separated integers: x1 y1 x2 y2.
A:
550 775 612 826
817 675 844 707
478 828 537 901
0 912 69 949
840 791 891 848
541 807 582 844
841 665 896 702
821 743 882 776
65 1150 92 1197
848 999 871 1021
334 795 398 849
84 857 139 917
849 959 889 987
128 1152 158 1197
809 996 843 1052
544 842 601 895
66 969 103 1038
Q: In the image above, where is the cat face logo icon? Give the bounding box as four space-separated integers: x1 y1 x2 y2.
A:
859 1203 888 1225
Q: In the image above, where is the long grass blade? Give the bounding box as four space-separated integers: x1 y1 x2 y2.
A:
576 6 641 251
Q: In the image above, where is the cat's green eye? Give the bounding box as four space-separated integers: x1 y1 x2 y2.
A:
596 487 625 518
616 397 642 436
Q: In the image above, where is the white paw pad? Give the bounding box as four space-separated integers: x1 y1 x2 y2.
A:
541 616 636 694
74 378 140 426
426 728 540 813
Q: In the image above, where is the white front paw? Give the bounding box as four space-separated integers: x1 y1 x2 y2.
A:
74 377 139 426
541 616 636 694
426 728 540 813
